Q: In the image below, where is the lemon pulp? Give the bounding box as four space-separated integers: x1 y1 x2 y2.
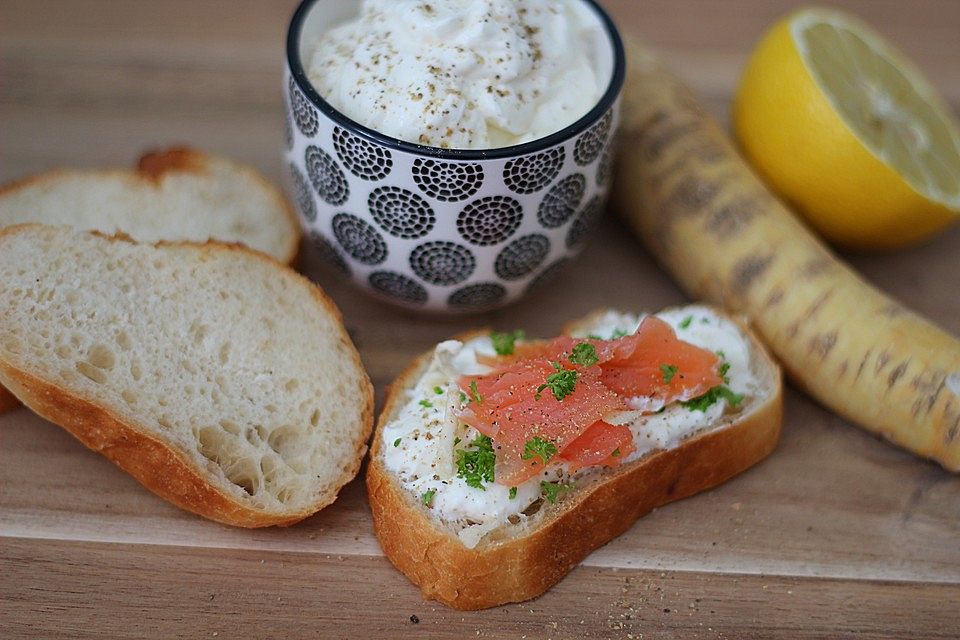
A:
733 7 960 249
795 10 960 210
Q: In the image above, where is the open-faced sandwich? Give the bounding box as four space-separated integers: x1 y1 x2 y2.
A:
367 305 782 609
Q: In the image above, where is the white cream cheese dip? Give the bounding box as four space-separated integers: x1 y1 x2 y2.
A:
307 0 612 149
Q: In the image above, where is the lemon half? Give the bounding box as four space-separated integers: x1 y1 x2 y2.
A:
733 7 960 250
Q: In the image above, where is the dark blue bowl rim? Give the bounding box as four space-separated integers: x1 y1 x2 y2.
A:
286 0 627 161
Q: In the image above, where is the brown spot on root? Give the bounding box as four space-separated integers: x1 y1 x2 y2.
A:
640 122 699 162
808 332 838 359
927 377 945 415
785 321 800 339
763 288 785 309
800 257 834 279
887 361 910 388
690 140 727 166
627 111 668 146
947 417 959 445
640 109 670 131
909 372 945 419
672 83 708 118
875 350 891 373
802 290 834 322
648 139 725 179
730 254 774 295
705 196 761 240
664 174 721 216
940 382 960 444
838 360 849 378
137 147 205 182
855 349 873 382
646 157 688 193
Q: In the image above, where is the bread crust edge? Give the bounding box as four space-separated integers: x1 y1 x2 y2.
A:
366 309 782 609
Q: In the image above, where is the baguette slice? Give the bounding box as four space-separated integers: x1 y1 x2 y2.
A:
0 147 301 264
367 307 782 609
0 224 371 527
0 147 302 414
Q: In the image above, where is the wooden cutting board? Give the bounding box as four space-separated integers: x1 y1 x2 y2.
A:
1 1 958 638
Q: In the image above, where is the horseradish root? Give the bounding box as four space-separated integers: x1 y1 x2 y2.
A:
612 41 960 471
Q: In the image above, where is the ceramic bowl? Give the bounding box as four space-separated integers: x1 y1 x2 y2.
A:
284 0 625 313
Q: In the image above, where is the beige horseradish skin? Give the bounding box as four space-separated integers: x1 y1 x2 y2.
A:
307 0 610 149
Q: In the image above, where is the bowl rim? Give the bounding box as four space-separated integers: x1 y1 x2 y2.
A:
286 0 626 161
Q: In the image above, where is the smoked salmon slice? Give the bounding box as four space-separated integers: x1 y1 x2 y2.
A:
458 360 623 486
559 421 636 473
481 316 722 403
595 316 723 404
459 317 723 486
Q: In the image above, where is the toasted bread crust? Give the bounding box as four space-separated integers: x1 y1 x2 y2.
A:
136 147 208 180
367 310 782 609
0 226 373 528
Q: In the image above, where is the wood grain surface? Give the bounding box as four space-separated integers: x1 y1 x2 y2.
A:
1 1 958 638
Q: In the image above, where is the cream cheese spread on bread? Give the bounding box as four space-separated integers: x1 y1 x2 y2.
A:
382 306 759 548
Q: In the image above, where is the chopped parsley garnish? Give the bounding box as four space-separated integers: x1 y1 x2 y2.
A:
419 399 433 409
433 385 444 395
612 448 621 458
718 361 731 382
660 363 679 383
521 436 558 465
569 342 599 367
540 481 575 504
421 489 436 506
491 329 525 356
459 391 468 404
587 334 603 340
469 380 483 404
611 328 630 339
682 385 744 412
535 362 578 401
393 437 401 447
679 315 693 329
509 487 518 500
455 434 495 490
453 436 461 446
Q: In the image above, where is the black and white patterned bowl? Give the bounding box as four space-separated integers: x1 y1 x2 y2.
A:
284 0 625 313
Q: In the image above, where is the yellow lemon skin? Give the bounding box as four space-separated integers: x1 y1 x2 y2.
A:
732 16 957 251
